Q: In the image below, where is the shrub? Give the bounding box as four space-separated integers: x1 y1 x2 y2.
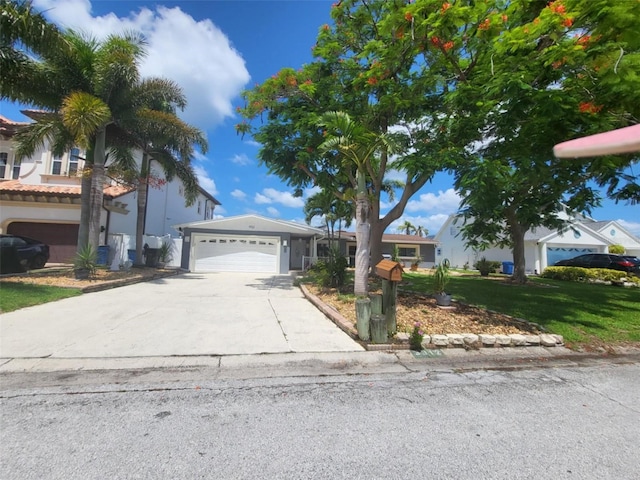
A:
541 266 636 283
609 244 625 254
474 257 501 276
310 247 348 288
409 322 424 351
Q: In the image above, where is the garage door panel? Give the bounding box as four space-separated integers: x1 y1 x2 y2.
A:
7 222 78 263
194 235 279 273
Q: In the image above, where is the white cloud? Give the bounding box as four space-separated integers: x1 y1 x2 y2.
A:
192 164 217 195
618 219 640 237
253 188 304 208
230 154 251 166
34 0 250 129
214 206 226 215
230 189 247 200
266 207 280 217
245 139 261 148
405 188 461 213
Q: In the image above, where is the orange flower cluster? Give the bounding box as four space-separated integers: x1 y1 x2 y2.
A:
563 17 573 28
579 102 603 114
548 1 566 15
441 2 451 14
431 36 441 46
405 11 413 21
443 41 454 51
367 77 378 85
478 18 491 30
286 76 297 87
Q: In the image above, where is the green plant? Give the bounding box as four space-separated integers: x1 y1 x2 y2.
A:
433 258 451 293
409 321 424 351
391 245 401 262
412 255 422 267
609 244 625 254
73 244 97 275
311 246 348 288
474 257 501 276
158 241 173 263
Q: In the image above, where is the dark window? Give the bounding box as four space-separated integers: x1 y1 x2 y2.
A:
0 152 7 178
52 154 62 175
398 247 416 257
69 148 80 176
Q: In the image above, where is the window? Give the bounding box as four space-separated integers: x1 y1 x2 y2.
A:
197 201 202 214
68 148 80 176
52 153 63 175
0 152 7 178
398 247 416 257
11 157 21 179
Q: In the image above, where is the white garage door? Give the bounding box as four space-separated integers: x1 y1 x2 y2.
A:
193 234 279 273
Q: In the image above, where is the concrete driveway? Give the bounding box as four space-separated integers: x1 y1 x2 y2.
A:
0 273 363 359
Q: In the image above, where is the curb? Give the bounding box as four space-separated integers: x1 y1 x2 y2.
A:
80 269 182 293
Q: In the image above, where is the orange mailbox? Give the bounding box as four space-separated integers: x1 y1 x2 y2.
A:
375 259 403 282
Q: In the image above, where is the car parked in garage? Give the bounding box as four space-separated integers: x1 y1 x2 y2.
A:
0 234 50 273
554 253 640 276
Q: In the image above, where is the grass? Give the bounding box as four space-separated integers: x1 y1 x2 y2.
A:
401 272 640 346
0 283 82 313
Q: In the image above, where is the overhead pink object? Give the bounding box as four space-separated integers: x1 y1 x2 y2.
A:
553 124 640 158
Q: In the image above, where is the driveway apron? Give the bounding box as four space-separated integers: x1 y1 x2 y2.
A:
0 273 363 358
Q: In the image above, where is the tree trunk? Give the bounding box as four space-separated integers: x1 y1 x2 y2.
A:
135 153 150 266
77 144 94 252
509 220 529 284
88 127 107 249
354 170 370 296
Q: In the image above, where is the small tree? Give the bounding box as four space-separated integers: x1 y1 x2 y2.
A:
609 244 625 255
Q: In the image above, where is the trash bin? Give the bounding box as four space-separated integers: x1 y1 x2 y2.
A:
127 249 136 264
97 245 110 265
145 248 160 267
502 261 514 275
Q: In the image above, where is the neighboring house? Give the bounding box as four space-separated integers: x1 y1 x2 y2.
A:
434 213 640 274
173 214 325 274
0 114 220 264
317 231 438 269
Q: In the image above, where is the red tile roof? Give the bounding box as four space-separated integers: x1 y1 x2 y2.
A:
0 180 134 199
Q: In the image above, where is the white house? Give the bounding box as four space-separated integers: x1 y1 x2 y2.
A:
434 212 640 274
0 114 220 264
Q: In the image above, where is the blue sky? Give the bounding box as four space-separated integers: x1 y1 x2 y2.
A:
2 0 638 236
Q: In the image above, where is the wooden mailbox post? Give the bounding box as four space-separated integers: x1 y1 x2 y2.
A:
374 259 403 340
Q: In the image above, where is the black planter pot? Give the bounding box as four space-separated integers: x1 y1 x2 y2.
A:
74 268 90 280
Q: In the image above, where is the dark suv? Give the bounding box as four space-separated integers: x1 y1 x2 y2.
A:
0 234 50 273
554 253 640 275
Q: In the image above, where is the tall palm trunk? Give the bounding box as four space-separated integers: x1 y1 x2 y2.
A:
77 142 94 251
354 170 370 296
135 153 150 266
88 126 107 249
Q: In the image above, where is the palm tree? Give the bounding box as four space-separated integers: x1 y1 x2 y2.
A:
112 87 208 265
11 28 149 250
318 111 397 296
304 189 354 252
0 0 69 106
397 220 415 235
414 225 428 237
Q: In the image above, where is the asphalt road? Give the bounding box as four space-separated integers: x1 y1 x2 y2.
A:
1 361 639 479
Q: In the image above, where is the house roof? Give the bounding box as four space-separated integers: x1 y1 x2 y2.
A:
173 214 325 236
0 115 29 138
336 231 438 245
199 187 221 205
0 179 134 199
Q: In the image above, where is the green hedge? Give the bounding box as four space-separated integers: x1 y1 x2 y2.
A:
542 266 639 283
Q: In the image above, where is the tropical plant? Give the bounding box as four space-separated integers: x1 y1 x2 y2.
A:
158 241 173 264
309 246 349 288
397 221 415 235
411 255 422 269
73 243 97 277
391 245 401 263
304 189 354 250
433 258 451 294
317 111 398 296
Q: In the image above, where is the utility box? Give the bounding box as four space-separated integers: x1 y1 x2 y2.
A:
375 259 403 282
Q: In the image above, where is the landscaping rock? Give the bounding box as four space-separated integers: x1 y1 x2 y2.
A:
421 335 431 346
552 334 564 345
540 334 558 347
396 332 410 341
525 335 541 346
495 334 512 346
509 334 527 346
463 334 480 347
432 334 449 347
447 334 465 346
479 334 496 346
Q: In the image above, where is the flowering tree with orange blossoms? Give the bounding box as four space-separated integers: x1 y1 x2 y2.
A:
239 0 639 285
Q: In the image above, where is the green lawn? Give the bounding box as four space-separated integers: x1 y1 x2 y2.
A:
0 283 82 313
401 272 640 346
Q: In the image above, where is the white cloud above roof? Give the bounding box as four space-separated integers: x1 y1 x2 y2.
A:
405 188 461 213
230 189 247 200
34 0 250 129
254 188 304 208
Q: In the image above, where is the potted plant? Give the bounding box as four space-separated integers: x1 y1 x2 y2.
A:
410 255 422 271
433 258 452 306
474 257 501 276
73 244 97 280
157 241 173 269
